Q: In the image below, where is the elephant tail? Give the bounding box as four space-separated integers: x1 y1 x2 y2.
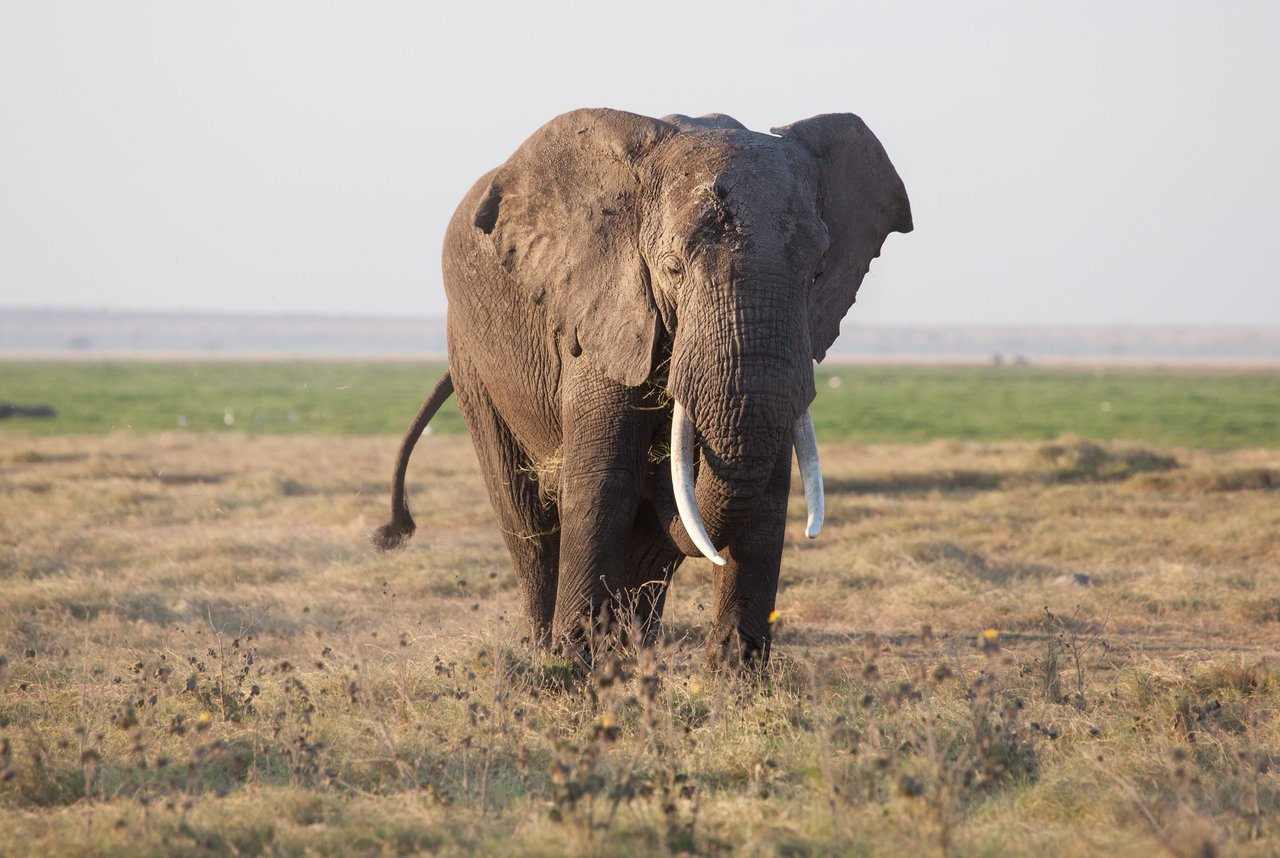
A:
372 371 455 551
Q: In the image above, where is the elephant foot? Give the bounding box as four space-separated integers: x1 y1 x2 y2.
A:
705 622 771 671
551 603 626 670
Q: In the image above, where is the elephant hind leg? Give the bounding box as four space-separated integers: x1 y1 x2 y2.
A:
613 500 684 647
500 517 561 648
453 373 560 646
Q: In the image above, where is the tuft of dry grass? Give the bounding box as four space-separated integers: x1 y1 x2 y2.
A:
2 431 1279 855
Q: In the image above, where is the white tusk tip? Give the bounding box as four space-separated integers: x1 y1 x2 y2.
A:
794 409 825 543
710 554 727 566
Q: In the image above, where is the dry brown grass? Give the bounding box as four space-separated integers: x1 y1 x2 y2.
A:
2 432 1279 856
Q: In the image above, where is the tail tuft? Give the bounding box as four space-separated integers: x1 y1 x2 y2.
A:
371 514 415 552
372 371 451 554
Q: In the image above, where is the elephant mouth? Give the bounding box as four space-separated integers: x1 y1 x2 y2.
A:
669 400 825 565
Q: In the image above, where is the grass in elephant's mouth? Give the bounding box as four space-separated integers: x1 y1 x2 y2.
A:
2 431 1279 855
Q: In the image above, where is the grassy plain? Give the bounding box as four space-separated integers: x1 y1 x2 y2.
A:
3 360 1278 447
1 362 1279 856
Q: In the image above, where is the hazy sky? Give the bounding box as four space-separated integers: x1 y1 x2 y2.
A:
2 2 1278 325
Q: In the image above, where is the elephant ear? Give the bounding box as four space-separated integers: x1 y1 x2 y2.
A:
472 108 677 387
772 114 913 362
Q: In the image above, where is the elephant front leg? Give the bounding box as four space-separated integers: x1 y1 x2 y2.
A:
551 363 658 651
705 437 793 668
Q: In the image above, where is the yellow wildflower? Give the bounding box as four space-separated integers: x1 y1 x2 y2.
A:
980 628 1001 655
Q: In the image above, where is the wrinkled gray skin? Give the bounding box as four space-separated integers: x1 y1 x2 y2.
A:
377 108 911 665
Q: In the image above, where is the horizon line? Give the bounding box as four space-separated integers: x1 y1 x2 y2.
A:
3 305 1280 331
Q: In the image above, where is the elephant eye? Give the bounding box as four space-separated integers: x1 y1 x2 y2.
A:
661 254 685 284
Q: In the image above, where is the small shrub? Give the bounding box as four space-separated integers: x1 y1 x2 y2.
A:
1030 437 1179 483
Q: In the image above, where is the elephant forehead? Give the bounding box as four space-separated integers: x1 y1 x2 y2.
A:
660 137 813 207
719 147 818 209
654 153 820 253
655 139 732 191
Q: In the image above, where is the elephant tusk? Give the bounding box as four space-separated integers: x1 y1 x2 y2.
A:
793 408 825 539
671 401 727 566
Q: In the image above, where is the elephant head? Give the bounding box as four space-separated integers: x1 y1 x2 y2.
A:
472 108 911 561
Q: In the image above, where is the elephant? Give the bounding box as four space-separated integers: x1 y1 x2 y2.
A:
375 108 911 665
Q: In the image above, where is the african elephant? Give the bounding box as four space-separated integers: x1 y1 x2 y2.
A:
375 108 911 664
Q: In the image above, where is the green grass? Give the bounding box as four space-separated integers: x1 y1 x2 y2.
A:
811 365 1280 448
1 361 1277 448
0 361 463 436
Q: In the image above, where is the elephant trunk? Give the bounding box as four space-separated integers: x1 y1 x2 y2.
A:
660 278 819 557
671 404 825 563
